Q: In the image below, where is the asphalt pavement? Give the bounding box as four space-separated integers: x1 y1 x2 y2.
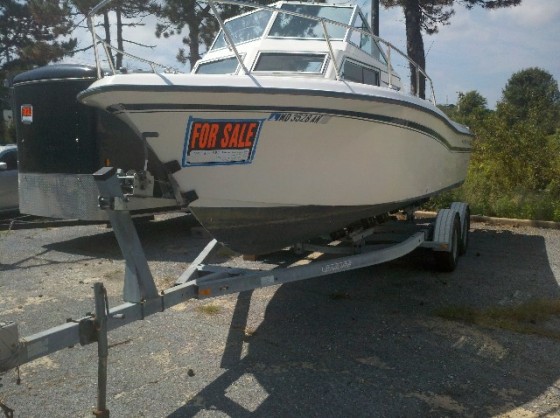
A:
1 213 560 417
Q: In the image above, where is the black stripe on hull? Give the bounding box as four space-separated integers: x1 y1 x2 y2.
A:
79 83 473 140
117 103 471 153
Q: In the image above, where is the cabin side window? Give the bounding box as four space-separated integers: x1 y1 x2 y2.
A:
343 60 380 86
253 52 327 74
194 57 239 74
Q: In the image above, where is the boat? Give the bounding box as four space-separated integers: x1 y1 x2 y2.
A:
77 0 473 254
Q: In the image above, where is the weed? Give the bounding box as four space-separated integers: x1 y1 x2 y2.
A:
103 269 123 281
435 299 560 340
196 303 221 315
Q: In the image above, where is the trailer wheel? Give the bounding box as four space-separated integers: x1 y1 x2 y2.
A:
458 206 470 255
450 202 470 255
433 211 461 272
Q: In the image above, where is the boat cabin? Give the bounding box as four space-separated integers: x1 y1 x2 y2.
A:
193 1 401 90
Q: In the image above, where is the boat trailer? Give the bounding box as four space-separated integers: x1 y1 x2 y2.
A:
0 167 470 416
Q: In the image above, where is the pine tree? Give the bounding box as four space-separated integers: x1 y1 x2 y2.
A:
74 0 159 69
0 0 77 143
155 0 219 69
155 1 266 69
0 0 76 71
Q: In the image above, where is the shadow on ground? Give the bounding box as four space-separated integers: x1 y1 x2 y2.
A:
167 227 560 417
43 213 206 262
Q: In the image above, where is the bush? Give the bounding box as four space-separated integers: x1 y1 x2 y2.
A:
427 107 560 221
428 186 560 222
429 71 560 222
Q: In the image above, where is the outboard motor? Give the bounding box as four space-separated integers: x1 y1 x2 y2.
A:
12 64 176 220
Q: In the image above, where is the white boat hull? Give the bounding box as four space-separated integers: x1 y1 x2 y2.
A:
79 73 472 253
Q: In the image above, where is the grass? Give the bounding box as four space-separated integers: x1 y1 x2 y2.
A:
435 299 560 340
196 303 221 315
157 275 177 289
103 269 124 281
425 187 560 223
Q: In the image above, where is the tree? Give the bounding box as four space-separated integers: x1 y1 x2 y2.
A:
438 90 489 127
455 90 490 125
0 0 76 71
459 72 560 220
155 1 267 69
435 73 560 221
155 0 224 69
73 0 159 69
106 1 159 69
381 0 521 99
457 91 486 115
500 67 560 134
0 0 77 144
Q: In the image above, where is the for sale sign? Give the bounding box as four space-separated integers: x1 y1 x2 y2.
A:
182 117 264 166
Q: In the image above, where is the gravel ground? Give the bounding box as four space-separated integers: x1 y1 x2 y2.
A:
1 212 560 417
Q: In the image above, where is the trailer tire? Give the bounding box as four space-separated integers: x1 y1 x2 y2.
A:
450 202 470 255
434 213 461 272
459 206 470 255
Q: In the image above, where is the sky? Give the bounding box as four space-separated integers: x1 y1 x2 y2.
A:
375 0 560 108
67 0 560 109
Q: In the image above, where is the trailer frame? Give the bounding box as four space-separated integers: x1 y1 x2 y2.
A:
0 167 469 415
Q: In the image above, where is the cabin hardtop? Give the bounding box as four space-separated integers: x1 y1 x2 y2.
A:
193 1 401 90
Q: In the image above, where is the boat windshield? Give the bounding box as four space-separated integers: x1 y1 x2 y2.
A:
212 9 273 50
349 12 386 64
269 4 353 39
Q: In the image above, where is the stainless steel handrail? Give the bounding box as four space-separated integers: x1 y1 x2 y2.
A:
207 0 250 75
86 3 180 76
320 19 341 81
88 30 179 75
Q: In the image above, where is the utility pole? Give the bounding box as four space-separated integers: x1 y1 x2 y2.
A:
371 0 379 36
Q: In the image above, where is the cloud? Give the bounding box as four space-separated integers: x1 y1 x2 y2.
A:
497 0 560 27
380 0 560 107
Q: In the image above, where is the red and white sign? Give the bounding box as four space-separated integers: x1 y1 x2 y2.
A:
183 117 263 166
21 104 33 124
